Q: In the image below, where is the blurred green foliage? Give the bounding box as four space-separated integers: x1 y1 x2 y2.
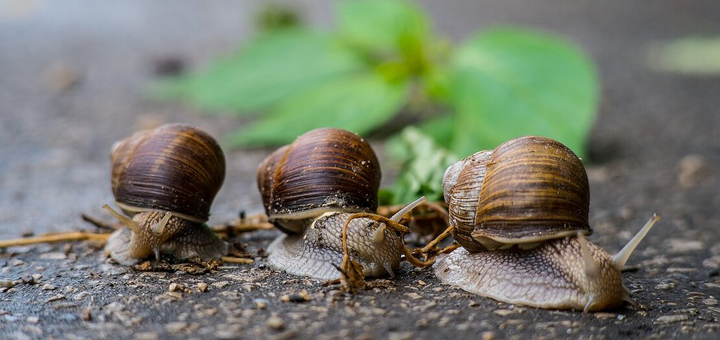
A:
647 37 720 75
154 0 599 204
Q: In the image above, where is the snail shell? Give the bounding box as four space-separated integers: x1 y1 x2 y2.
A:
111 123 225 223
443 136 591 251
257 128 381 234
435 136 658 312
104 123 228 265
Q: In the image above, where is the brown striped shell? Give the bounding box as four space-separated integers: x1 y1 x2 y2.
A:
443 136 591 251
257 128 381 234
110 123 226 223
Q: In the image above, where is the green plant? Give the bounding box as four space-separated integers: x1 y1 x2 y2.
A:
154 0 599 204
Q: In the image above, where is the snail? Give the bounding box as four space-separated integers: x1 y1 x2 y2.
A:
260 128 424 280
257 128 381 234
102 123 229 265
433 136 659 312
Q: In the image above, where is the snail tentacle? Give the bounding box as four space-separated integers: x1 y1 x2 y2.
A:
150 211 172 236
577 232 599 278
102 204 140 233
611 214 660 270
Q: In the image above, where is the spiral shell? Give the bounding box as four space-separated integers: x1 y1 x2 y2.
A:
443 136 591 251
111 123 226 223
257 128 381 233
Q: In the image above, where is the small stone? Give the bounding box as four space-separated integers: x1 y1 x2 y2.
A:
211 281 230 289
39 252 67 260
197 282 208 292
166 322 188 334
41 284 57 291
10 259 25 266
44 295 65 303
82 307 92 321
468 300 479 307
254 298 268 309
169 283 184 293
388 331 413 340
702 298 718 306
482 331 495 340
72 292 89 301
668 239 704 254
0 280 15 288
281 290 311 303
655 315 689 324
432 287 444 293
266 315 285 330
406 292 422 300
594 313 616 319
493 309 514 317
26 316 39 324
655 282 676 290
32 274 42 281
134 332 158 340
21 275 34 284
678 154 707 188
418 280 426 286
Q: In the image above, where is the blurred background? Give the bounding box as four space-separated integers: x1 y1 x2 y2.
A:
1 0 719 239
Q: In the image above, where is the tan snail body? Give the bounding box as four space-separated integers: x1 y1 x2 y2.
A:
434 136 658 312
103 123 229 265
261 128 416 280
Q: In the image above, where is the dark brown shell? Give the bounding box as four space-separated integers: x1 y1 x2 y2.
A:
257 128 381 233
111 123 226 222
443 136 591 251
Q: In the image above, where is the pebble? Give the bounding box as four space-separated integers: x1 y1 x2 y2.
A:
166 322 188 334
254 298 269 309
45 294 65 303
655 315 689 324
72 292 89 301
482 332 496 340
39 252 67 260
655 282 676 290
211 281 230 289
134 332 159 340
169 283 184 293
668 239 704 254
26 316 39 324
32 274 42 281
702 298 718 306
406 292 422 300
197 282 208 292
468 300 479 307
281 290 311 303
493 309 514 317
21 275 34 284
42 284 57 291
83 308 92 321
388 331 413 340
266 316 285 330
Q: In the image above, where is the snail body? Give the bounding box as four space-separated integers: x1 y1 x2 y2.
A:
434 136 658 312
262 128 417 280
104 123 228 265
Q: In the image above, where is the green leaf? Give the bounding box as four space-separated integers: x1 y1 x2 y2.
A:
386 127 458 204
152 29 364 113
646 37 720 75
336 0 428 52
448 27 599 158
227 73 409 146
